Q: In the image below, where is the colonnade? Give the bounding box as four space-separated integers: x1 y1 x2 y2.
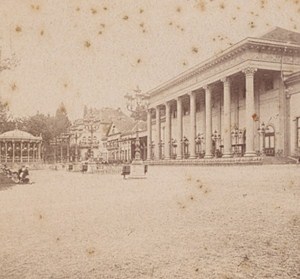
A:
147 68 257 160
0 141 42 163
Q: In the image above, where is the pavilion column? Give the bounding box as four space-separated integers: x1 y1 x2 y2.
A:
165 102 171 159
222 77 232 158
28 142 30 163
147 109 152 160
38 142 41 161
5 142 7 163
12 141 15 163
177 97 183 159
155 106 161 160
66 142 70 163
60 144 63 162
204 86 213 158
189 92 196 159
243 67 257 157
20 141 23 163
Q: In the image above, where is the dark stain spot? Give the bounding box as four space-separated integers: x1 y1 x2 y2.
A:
176 6 181 12
140 22 144 28
10 82 17 91
84 41 91 48
169 22 173 26
64 83 68 88
232 16 236 20
190 196 194 200
137 58 142 64
219 2 225 9
98 31 102 35
56 237 60 241
40 30 44 36
195 268 199 272
76 7 80 12
294 24 297 30
142 29 146 33
140 8 144 13
31 4 40 11
249 21 256 28
86 247 95 255
236 6 240 10
91 8 97 14
39 214 43 220
197 0 206 12
100 23 106 28
15 26 22 33
192 47 199 53
123 15 129 20
182 61 187 66
103 6 108 11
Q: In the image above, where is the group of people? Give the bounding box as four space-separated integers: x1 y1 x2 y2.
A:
0 164 30 184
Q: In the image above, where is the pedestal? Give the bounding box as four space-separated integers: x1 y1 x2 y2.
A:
87 161 97 173
128 159 146 179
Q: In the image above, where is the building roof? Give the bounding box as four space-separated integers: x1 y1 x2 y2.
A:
0 129 42 141
146 27 300 99
260 27 300 44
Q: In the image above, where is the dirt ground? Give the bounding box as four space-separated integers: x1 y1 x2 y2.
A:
0 165 299 279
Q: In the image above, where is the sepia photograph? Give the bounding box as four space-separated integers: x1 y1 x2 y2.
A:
0 0 300 278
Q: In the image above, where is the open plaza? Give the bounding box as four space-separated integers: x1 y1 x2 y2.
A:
0 165 299 279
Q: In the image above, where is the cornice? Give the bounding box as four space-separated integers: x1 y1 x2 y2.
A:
147 38 300 98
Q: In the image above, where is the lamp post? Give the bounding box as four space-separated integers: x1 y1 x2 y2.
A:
258 122 268 156
195 133 205 158
84 117 99 161
212 130 221 158
124 87 150 178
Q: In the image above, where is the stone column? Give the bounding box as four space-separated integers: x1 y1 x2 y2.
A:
155 106 161 160
38 142 41 161
165 102 171 159
147 109 152 160
12 141 15 163
189 92 196 159
20 141 23 163
177 97 183 159
204 86 213 158
222 77 232 157
5 142 7 163
243 67 257 157
28 142 30 163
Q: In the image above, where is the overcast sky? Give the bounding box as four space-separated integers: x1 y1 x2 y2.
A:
0 0 299 120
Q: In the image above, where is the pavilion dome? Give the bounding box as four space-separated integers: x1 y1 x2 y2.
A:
0 129 42 141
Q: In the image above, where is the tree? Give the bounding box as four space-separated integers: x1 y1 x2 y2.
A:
53 102 70 137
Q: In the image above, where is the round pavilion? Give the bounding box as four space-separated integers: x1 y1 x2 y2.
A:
0 129 42 164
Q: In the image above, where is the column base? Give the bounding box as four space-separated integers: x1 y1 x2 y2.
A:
189 155 196 159
222 153 233 158
204 154 213 159
128 160 146 179
177 156 182 160
244 151 257 157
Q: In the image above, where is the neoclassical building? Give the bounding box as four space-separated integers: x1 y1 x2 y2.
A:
0 129 42 164
146 27 300 162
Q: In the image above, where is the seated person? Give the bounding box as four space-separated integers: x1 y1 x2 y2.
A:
18 166 29 183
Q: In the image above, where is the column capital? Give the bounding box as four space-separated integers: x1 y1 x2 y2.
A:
220 76 231 84
242 67 257 77
202 84 213 92
188 91 196 97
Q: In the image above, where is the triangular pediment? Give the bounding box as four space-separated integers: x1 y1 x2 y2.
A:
259 27 300 44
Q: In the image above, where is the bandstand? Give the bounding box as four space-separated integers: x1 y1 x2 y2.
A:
0 129 42 164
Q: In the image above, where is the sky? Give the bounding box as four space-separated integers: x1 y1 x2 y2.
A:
0 0 300 120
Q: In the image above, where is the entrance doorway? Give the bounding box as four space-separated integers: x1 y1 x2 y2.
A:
264 126 275 156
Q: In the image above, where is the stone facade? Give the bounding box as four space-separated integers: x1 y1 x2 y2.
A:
146 27 300 161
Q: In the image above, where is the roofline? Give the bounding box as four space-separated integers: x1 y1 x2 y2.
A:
146 36 300 97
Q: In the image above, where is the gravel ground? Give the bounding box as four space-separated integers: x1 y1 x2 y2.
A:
0 165 299 279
